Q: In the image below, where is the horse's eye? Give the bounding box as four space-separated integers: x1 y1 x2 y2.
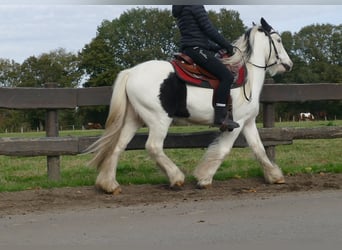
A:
277 38 281 43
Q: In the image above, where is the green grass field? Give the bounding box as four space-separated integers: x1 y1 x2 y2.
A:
0 120 341 192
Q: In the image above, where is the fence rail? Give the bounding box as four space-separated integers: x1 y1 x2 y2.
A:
1 82 341 109
0 80 341 180
1 127 341 157
0 84 112 109
0 129 293 157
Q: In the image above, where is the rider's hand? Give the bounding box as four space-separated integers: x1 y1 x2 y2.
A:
226 44 235 56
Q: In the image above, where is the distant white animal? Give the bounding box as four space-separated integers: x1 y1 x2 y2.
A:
300 112 315 121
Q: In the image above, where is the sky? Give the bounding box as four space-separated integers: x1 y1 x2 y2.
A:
0 4 341 63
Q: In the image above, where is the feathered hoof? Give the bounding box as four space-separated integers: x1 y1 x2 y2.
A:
170 181 184 191
112 186 122 195
95 181 121 195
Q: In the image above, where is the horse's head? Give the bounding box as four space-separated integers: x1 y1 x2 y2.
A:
250 18 293 76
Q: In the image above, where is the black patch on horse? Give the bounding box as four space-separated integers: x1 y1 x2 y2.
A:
159 73 190 118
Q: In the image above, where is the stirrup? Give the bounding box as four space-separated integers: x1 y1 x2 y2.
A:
219 116 240 132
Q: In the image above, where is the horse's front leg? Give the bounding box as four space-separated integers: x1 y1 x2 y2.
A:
242 120 285 184
194 129 241 188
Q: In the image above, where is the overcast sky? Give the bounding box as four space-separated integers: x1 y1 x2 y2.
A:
0 4 341 63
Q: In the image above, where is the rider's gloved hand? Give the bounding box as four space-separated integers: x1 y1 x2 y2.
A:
226 44 235 56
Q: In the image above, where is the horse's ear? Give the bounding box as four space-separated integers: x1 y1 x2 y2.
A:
261 17 273 33
252 21 256 26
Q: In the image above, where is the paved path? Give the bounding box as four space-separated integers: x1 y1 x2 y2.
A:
1 190 341 250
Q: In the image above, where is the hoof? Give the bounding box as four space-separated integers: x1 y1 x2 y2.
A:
112 187 122 195
274 178 286 184
170 181 184 191
197 183 212 190
95 182 121 195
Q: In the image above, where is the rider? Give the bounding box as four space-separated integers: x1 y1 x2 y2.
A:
172 5 239 131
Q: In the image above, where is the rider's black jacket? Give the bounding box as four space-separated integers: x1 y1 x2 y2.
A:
172 5 233 52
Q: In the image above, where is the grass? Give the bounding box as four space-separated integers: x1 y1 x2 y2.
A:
0 120 341 192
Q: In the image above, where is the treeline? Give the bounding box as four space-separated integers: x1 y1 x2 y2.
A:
0 7 341 131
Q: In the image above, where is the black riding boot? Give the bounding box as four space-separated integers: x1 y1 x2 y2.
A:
214 105 240 132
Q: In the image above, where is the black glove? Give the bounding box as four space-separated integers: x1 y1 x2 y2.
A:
226 44 234 56
208 41 222 52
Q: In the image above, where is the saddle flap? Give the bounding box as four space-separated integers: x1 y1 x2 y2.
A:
173 53 217 80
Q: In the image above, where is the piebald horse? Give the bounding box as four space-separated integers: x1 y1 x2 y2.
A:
87 18 293 194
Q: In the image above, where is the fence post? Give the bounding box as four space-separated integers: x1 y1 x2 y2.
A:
45 82 60 181
263 79 276 161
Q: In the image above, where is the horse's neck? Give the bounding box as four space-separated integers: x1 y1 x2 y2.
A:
246 49 267 100
246 65 266 101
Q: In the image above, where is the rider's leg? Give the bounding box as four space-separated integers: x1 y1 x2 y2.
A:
183 47 239 131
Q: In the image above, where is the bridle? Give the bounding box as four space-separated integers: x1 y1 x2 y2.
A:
248 29 281 70
233 28 282 102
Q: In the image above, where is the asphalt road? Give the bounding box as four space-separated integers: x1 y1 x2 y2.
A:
1 190 341 250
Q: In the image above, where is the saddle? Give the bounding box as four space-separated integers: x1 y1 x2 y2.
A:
171 52 247 91
169 52 247 123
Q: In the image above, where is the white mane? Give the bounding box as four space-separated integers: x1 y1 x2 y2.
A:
221 25 259 67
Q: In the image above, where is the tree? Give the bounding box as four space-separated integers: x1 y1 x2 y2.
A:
208 8 246 42
17 49 82 130
275 24 341 84
0 59 21 87
293 24 341 83
0 59 33 131
19 48 82 87
79 7 179 88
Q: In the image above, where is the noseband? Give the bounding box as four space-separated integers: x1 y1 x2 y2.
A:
248 30 281 70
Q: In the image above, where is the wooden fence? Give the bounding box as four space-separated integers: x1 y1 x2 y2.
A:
0 80 341 180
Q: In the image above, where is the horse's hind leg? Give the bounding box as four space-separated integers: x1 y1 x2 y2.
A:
242 120 285 184
96 105 143 194
145 121 185 188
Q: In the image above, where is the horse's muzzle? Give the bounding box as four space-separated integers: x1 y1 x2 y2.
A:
282 63 292 72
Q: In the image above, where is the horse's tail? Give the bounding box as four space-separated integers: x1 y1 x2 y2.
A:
85 69 130 170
